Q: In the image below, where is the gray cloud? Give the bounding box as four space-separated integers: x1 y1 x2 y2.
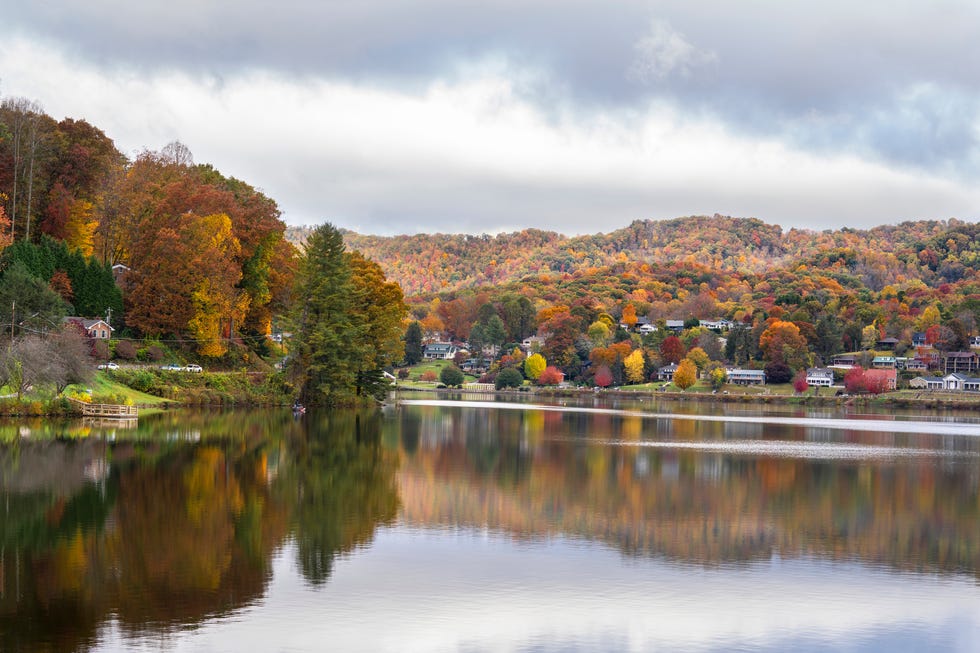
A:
4 2 980 233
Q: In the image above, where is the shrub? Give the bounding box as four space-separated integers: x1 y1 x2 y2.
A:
420 370 438 382
439 365 465 388
125 369 159 394
397 368 410 380
115 339 138 360
93 339 110 361
146 346 165 362
495 367 523 390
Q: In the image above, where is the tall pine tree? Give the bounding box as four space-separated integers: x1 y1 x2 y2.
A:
292 223 406 405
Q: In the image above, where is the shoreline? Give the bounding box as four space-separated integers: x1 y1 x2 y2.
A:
5 384 980 418
391 384 980 414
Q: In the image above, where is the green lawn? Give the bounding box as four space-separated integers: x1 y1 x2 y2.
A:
69 371 171 405
396 359 479 387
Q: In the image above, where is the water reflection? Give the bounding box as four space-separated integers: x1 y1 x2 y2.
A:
394 403 980 576
0 402 977 652
0 410 397 652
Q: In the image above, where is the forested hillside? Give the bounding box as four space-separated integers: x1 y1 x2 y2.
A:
0 98 296 360
286 215 976 298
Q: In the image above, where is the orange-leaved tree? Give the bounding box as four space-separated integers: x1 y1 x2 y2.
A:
673 358 698 390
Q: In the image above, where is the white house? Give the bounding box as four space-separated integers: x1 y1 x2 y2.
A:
805 367 835 387
658 363 679 382
943 373 980 391
423 343 458 360
700 319 734 331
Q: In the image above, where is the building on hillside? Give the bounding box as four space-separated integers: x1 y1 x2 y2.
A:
64 317 113 340
871 356 897 369
909 376 943 390
970 336 980 348
942 373 980 391
630 316 652 330
726 369 766 385
943 351 979 375
904 359 929 372
912 332 927 348
665 320 685 332
658 363 679 382
521 335 546 351
423 343 458 360
637 323 657 335
864 368 897 391
699 319 733 331
876 337 899 350
805 367 835 387
832 354 857 367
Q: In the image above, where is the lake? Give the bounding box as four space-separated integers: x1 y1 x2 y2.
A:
1 394 978 652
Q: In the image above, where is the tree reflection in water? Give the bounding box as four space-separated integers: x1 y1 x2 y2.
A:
0 409 399 652
286 411 399 586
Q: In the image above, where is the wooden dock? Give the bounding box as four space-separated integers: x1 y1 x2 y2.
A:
68 398 138 419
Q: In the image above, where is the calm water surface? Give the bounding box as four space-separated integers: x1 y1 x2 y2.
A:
1 395 978 652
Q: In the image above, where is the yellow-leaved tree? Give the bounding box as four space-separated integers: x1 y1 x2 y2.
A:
524 353 546 381
686 346 710 371
185 213 247 358
64 197 98 257
624 349 645 384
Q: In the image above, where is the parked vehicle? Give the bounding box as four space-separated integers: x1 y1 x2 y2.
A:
184 364 203 373
97 362 119 370
160 363 183 371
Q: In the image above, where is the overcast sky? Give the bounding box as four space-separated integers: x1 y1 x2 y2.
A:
3 1 979 235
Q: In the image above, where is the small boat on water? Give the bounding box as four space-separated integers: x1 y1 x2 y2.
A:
292 403 306 416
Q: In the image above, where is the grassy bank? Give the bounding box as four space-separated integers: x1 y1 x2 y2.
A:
105 368 293 406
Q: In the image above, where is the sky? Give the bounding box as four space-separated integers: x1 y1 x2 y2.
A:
2 1 979 235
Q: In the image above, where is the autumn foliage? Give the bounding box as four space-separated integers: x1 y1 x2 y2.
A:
673 359 698 390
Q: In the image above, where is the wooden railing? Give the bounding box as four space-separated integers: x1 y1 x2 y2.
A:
67 397 138 419
462 383 496 393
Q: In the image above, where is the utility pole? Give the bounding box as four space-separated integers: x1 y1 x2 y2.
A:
105 306 112 327
9 300 14 352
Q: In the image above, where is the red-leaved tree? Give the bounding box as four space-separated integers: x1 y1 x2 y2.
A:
843 367 867 394
659 335 686 364
594 365 613 388
538 366 564 385
793 370 809 394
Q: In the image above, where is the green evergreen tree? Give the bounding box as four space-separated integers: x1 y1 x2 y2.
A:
292 223 359 405
291 223 406 405
403 321 424 365
0 261 70 335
